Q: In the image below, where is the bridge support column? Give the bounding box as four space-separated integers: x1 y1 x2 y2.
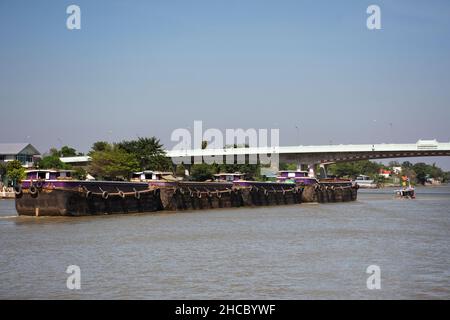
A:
270 161 280 174
319 164 328 179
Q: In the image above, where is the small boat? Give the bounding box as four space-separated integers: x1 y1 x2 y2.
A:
395 176 415 199
394 187 416 199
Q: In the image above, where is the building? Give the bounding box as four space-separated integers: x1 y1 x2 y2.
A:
60 156 92 168
392 166 402 175
378 169 392 178
0 143 41 168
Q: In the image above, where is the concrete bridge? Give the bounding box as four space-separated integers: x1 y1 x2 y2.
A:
166 139 450 176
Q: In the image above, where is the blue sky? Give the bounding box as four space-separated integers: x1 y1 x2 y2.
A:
1 0 449 168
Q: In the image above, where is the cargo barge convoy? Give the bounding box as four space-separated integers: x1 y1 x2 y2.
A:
14 170 359 217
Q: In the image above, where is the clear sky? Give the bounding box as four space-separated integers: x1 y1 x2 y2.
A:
1 0 449 168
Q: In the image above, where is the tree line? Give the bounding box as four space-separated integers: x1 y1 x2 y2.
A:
326 160 449 185
2 137 449 185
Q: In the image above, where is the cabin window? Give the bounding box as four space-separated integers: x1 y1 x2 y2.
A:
37 172 46 179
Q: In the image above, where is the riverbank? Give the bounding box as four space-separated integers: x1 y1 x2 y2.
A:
364 183 449 189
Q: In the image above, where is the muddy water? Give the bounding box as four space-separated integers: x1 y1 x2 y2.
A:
0 186 449 299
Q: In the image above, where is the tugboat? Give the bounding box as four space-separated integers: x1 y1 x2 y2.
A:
394 176 416 199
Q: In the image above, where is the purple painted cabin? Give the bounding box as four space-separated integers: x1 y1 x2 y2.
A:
276 171 318 186
25 169 74 181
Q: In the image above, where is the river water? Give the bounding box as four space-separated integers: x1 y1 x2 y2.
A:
0 186 449 299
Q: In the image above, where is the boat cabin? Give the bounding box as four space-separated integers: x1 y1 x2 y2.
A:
131 171 173 181
213 172 245 182
25 169 74 181
276 171 318 185
278 170 308 179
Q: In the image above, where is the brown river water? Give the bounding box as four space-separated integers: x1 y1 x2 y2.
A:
0 186 449 299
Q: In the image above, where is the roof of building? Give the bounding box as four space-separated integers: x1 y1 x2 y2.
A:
25 169 75 173
60 156 92 163
213 172 244 176
133 171 173 175
0 143 40 155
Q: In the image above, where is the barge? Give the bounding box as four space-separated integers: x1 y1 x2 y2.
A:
15 170 161 216
14 170 358 217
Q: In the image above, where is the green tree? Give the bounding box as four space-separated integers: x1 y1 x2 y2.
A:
90 141 110 153
428 163 443 179
190 163 214 181
388 161 401 167
0 162 7 184
47 145 83 158
412 162 429 185
328 160 383 178
6 160 25 185
73 167 87 180
37 155 70 170
60 145 78 157
89 144 140 180
176 164 186 177
49 147 60 157
402 161 413 169
443 172 450 183
279 163 298 171
116 137 172 171
218 163 260 179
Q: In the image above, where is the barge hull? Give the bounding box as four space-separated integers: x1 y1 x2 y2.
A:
15 180 358 216
15 181 162 216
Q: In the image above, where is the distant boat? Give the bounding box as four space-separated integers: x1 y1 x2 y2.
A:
395 176 416 199
353 175 377 189
394 187 416 199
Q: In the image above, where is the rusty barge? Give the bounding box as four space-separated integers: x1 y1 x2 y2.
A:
14 170 358 217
